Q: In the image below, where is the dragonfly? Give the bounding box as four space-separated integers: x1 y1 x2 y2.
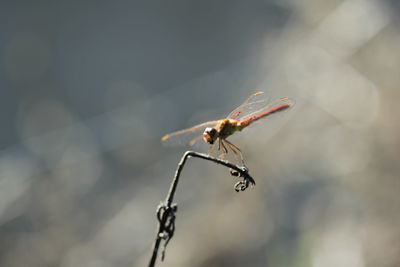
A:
161 92 294 166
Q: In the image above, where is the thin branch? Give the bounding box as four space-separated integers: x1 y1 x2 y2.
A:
148 151 255 267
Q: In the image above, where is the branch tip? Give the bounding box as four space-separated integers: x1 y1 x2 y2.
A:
148 151 255 267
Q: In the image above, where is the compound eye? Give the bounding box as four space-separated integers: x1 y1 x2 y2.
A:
205 127 216 137
209 128 217 136
203 127 217 144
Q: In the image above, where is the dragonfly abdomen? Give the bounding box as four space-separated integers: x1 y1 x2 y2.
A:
241 103 292 126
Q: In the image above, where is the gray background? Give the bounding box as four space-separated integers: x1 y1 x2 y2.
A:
1 1 400 266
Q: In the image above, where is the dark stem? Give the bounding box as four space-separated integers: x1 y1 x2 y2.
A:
148 151 255 267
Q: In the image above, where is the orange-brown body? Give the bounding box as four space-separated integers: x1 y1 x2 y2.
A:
202 118 248 147
162 91 294 166
215 119 245 139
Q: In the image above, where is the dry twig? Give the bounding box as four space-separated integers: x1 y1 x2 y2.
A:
148 151 255 267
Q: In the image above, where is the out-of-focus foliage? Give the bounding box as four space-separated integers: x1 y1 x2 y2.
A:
0 1 399 267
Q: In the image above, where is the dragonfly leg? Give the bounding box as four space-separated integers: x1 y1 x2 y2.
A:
220 139 228 154
224 139 245 166
224 139 241 153
213 139 227 160
224 140 238 155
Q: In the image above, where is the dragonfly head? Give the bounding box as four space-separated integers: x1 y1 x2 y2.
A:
203 127 218 145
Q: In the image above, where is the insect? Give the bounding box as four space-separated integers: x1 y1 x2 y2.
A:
161 92 294 165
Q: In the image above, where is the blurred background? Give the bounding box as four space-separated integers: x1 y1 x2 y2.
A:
1 0 399 266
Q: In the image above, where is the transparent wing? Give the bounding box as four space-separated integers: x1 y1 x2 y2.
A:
161 120 220 146
239 97 295 125
227 91 270 120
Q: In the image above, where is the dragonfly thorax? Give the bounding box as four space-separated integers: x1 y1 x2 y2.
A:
202 119 242 145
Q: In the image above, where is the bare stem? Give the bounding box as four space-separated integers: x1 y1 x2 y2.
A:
148 151 255 267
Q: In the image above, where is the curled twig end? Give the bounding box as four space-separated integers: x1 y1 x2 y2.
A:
230 166 255 192
149 151 256 267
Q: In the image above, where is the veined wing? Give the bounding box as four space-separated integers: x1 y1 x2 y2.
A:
228 91 270 120
239 97 295 126
161 120 220 146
